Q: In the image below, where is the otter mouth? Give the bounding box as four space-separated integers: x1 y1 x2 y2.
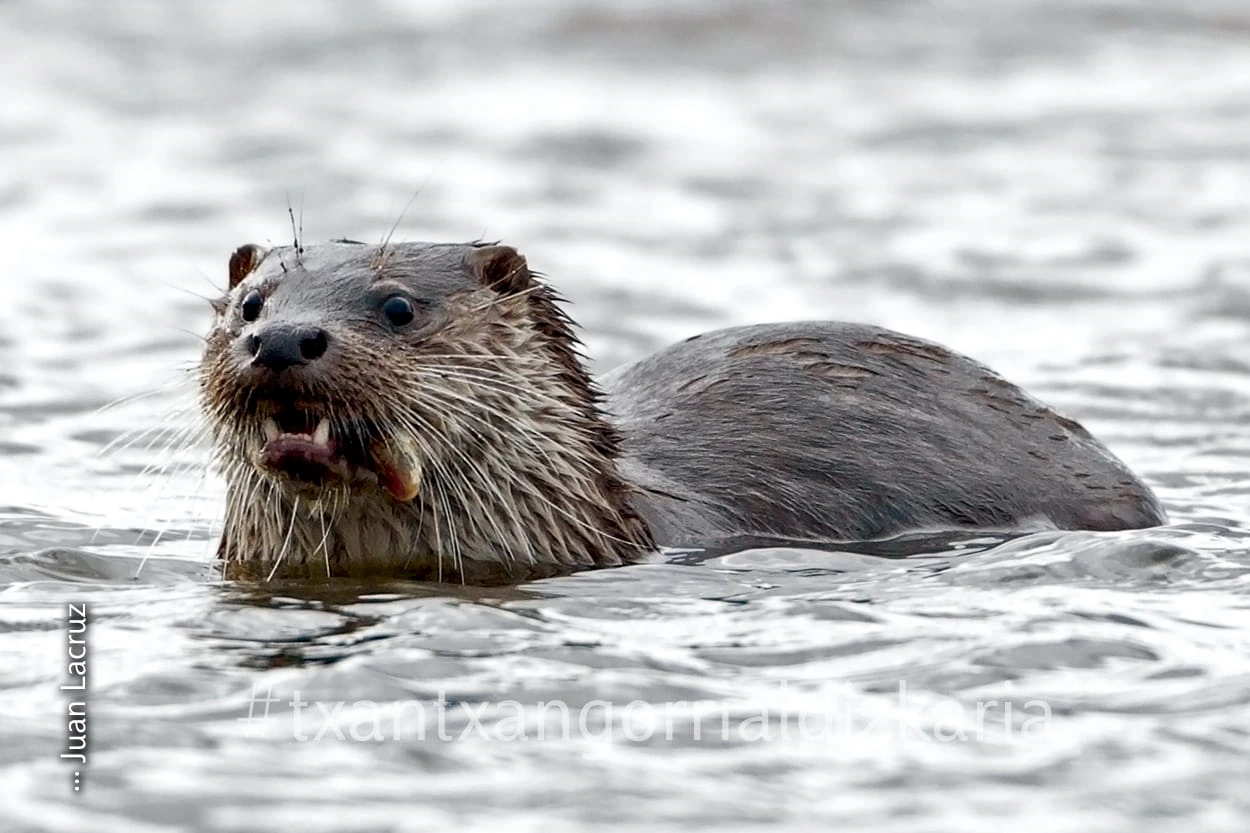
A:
255 406 421 502
260 409 349 482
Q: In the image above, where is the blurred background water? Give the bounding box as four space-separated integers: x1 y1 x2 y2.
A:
2 0 1250 830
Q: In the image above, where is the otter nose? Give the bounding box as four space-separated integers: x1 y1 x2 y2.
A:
247 325 329 372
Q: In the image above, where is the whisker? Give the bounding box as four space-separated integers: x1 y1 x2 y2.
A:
267 494 301 581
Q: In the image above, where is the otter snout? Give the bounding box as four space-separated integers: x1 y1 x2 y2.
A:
246 324 330 372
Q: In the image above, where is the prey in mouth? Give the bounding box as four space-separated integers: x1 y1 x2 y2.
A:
253 403 422 503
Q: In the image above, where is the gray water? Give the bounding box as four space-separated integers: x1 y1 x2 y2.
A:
3 1 1250 830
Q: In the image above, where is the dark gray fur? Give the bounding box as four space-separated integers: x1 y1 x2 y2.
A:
243 242 478 325
602 322 1165 549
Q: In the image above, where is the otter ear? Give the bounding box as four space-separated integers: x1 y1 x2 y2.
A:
466 245 532 295
228 244 267 289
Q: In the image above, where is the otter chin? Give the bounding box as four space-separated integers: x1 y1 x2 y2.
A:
200 239 1165 582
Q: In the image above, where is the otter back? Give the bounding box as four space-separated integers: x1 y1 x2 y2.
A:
602 321 1165 550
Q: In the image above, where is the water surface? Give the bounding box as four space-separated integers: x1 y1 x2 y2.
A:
2 1 1250 830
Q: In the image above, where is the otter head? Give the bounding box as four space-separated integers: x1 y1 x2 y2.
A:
201 240 652 579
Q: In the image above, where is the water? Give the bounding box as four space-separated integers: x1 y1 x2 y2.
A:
2 0 1250 830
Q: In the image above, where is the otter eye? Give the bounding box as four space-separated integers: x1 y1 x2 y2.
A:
382 295 415 327
240 289 263 322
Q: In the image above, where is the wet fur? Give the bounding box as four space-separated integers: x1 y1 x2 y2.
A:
202 242 651 581
201 241 1164 582
604 324 1165 551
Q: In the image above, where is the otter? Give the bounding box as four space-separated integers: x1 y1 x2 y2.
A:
200 239 1165 581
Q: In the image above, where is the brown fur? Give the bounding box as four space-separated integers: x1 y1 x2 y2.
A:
201 241 655 582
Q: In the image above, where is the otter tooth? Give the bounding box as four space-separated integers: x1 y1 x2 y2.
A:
313 418 331 447
262 417 280 442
